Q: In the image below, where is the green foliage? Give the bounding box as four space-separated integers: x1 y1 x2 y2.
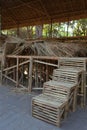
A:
2 18 87 38
73 19 87 36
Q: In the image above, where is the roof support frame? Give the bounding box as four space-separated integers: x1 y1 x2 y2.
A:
19 0 47 16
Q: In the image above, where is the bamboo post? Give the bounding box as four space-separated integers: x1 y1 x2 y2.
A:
22 64 24 86
0 62 3 85
36 62 38 87
83 71 86 106
13 59 16 81
28 57 33 92
40 65 42 87
16 57 19 87
46 65 49 81
73 87 78 112
81 72 84 107
13 68 16 81
35 62 37 88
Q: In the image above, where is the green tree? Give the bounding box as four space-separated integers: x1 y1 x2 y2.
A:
73 19 87 36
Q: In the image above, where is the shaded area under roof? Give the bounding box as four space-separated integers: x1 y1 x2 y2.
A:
1 0 87 30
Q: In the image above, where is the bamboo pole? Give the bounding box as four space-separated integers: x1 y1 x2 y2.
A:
3 74 27 89
3 60 30 72
46 65 49 81
6 55 59 60
28 57 33 92
83 71 86 106
13 68 16 81
34 60 57 67
16 57 19 87
36 62 38 88
6 55 87 61
3 74 16 83
0 62 3 84
22 64 24 86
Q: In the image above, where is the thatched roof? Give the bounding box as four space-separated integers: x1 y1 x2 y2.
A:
1 36 87 57
1 0 87 29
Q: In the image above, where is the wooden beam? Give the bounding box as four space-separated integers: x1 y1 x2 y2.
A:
34 60 57 67
6 55 87 61
3 10 18 25
6 55 59 60
3 74 16 83
83 0 87 11
2 0 39 10
19 84 27 89
19 0 46 16
38 0 50 19
3 60 30 72
51 9 87 20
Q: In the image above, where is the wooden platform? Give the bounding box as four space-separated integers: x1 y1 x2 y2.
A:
32 78 78 127
32 94 67 126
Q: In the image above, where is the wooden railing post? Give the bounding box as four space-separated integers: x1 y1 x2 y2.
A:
16 57 19 87
0 62 3 85
46 65 48 81
28 57 33 92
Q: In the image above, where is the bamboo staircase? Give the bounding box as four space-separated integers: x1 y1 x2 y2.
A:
32 58 86 127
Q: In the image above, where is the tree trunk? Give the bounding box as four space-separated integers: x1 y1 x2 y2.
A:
35 25 43 38
67 21 69 37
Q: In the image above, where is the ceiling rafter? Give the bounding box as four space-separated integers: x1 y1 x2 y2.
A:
19 0 46 16
3 11 18 25
51 9 87 19
1 0 45 16
1 0 87 29
3 8 87 25
1 0 37 10
69 0 74 12
83 0 87 11
38 0 51 19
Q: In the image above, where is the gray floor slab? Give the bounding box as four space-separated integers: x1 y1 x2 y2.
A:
0 85 87 130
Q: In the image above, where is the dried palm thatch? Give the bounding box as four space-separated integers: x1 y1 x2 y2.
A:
1 36 87 57
11 38 87 57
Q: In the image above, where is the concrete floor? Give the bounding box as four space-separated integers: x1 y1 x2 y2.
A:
0 85 87 130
